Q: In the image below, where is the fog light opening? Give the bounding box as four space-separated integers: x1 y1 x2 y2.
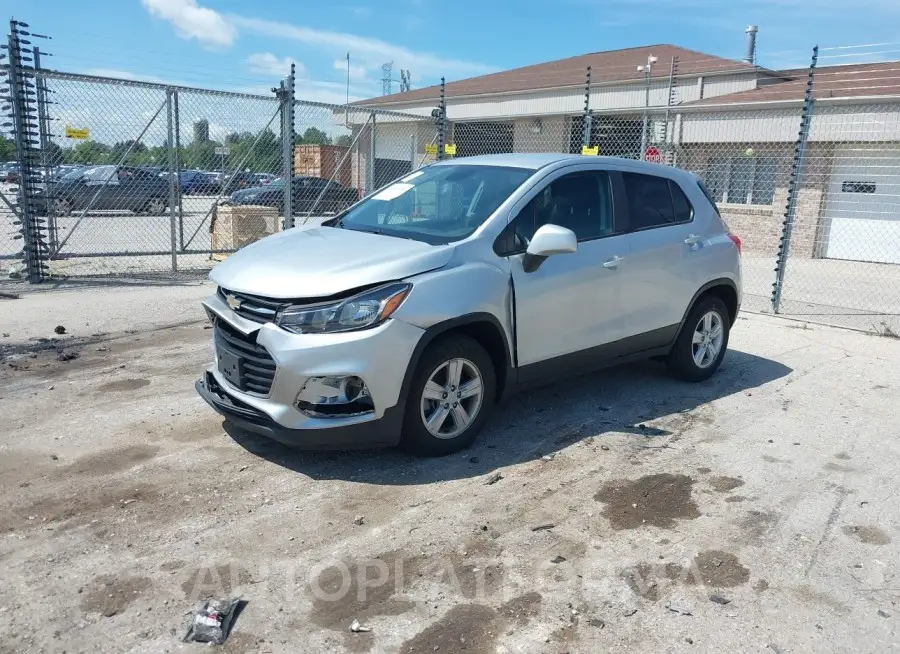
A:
296 376 374 418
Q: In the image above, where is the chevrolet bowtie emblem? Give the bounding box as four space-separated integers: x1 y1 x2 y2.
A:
225 294 242 311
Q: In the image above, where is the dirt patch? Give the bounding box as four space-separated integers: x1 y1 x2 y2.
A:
4 483 158 533
160 560 186 572
694 550 750 587
594 474 700 530
842 525 892 545
696 467 712 474
762 455 791 464
220 632 265 653
739 510 780 541
623 550 749 600
754 579 770 592
309 551 418 632
725 495 747 503
497 592 542 625
824 462 855 473
399 604 499 654
709 476 745 493
96 378 151 393
181 563 254 600
80 574 152 617
834 452 852 461
63 444 159 477
623 562 685 601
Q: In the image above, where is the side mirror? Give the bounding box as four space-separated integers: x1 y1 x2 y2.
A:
523 224 577 273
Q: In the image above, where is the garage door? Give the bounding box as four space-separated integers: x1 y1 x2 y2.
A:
824 144 900 264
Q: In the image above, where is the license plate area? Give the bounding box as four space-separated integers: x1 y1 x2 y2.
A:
217 347 243 388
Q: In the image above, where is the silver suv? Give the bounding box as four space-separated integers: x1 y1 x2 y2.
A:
197 154 741 456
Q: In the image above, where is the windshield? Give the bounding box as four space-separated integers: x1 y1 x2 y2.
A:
60 167 87 181
335 164 533 244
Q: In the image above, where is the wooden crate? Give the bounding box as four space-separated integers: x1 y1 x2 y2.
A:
293 144 351 187
210 204 279 261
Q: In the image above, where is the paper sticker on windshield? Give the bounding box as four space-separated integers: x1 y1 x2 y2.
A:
372 183 414 201
401 171 424 182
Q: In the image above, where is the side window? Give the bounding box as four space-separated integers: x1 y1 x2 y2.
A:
622 172 692 230
500 171 614 254
669 181 694 223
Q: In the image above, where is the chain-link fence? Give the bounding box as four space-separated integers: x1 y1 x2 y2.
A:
5 20 900 334
2 23 439 288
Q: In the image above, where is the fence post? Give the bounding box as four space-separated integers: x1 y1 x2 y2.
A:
436 77 446 161
33 46 59 254
582 66 592 150
7 18 49 283
166 88 178 273
772 45 818 314
369 112 377 192
280 65 295 229
173 90 184 251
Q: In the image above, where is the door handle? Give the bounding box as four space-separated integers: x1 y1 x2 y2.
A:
603 255 623 269
684 234 702 246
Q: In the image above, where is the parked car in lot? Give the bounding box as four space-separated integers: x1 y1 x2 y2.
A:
1 163 19 183
32 164 172 216
228 176 358 214
197 154 742 455
179 170 221 195
222 171 262 194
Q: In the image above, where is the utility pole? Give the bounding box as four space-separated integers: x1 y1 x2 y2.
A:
637 54 658 161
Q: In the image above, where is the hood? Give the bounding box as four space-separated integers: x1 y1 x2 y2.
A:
210 225 455 299
231 185 272 200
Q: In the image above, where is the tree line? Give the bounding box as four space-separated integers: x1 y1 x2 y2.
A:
1 128 353 173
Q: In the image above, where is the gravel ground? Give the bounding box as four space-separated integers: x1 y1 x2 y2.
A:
0 289 898 653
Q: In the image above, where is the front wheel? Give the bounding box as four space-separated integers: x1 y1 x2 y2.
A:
402 335 496 456
142 197 167 215
666 295 731 382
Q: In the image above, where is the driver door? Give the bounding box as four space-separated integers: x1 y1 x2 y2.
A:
501 169 631 379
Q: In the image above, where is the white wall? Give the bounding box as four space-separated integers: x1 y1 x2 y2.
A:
680 104 900 144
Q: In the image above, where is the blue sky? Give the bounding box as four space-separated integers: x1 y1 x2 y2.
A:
10 0 900 103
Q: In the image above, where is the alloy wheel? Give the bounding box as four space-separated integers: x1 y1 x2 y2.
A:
692 310 724 369
419 357 484 439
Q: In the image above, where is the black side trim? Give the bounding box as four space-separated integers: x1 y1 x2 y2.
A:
397 313 514 406
516 324 679 388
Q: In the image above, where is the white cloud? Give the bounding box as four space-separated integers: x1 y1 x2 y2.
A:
140 0 237 47
350 6 373 18
333 58 367 80
228 15 495 77
245 53 305 77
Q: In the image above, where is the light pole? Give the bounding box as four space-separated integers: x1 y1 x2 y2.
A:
637 54 657 160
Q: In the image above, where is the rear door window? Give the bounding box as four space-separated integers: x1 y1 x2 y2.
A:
622 172 693 230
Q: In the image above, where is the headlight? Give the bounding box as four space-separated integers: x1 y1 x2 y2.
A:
275 282 410 334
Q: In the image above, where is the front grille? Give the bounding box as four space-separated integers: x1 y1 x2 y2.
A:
214 320 276 395
218 287 284 324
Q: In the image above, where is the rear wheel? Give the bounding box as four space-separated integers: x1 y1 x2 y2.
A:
51 198 72 217
402 335 495 456
142 197 167 215
666 295 730 382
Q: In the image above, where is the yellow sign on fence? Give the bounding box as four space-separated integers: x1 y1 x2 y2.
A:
425 143 457 156
65 126 89 140
581 145 599 156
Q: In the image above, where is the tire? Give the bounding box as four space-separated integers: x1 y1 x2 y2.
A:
143 197 167 215
666 295 731 382
402 334 496 456
52 198 72 217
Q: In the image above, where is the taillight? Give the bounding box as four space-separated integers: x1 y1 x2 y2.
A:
727 233 742 255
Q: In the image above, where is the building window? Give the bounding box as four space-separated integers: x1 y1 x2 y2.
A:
705 154 778 205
